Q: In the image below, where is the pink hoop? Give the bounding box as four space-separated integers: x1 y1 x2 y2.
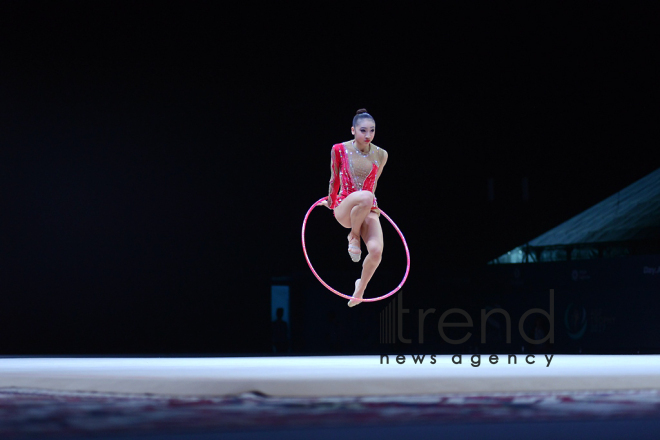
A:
301 197 411 302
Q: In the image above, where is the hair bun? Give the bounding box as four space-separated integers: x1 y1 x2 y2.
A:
356 108 368 115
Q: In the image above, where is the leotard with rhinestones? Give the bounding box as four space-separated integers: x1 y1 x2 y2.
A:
327 141 384 215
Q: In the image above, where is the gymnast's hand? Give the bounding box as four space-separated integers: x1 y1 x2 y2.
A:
319 199 330 209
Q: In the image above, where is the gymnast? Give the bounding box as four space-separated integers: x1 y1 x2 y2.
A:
320 109 388 307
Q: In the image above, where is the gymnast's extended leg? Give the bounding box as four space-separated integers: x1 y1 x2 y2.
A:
348 211 383 307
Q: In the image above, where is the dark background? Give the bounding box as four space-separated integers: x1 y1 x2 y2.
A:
0 1 657 354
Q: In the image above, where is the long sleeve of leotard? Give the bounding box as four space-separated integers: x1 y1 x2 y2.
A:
327 146 340 208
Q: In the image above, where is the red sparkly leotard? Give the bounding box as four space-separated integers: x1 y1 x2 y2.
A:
327 141 384 215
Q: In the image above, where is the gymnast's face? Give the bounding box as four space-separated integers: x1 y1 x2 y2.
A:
351 119 376 146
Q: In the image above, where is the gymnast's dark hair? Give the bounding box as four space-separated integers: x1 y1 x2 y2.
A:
352 108 375 127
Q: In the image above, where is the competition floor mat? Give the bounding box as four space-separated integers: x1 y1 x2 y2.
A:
1 355 660 397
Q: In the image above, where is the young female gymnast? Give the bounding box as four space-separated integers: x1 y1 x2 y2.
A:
320 109 388 307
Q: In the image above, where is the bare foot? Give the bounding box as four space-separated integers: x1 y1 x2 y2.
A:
348 279 364 307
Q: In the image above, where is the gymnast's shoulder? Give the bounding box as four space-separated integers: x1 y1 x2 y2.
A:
373 144 388 162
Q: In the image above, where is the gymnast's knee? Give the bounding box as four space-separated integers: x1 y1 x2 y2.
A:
356 191 375 207
368 245 383 262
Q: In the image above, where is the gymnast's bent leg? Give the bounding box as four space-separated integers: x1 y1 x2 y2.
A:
333 191 375 261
